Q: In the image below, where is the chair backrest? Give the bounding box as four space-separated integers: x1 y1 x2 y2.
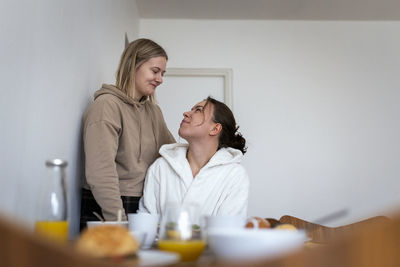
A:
279 215 390 243
279 215 335 243
264 217 280 228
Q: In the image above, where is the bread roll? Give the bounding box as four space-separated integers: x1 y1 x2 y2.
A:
245 217 271 229
76 225 139 258
275 223 297 231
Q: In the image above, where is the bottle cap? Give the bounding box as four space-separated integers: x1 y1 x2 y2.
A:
46 159 68 167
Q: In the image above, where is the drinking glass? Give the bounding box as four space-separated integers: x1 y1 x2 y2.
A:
158 203 206 262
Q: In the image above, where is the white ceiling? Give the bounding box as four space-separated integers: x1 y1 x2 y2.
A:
136 0 400 20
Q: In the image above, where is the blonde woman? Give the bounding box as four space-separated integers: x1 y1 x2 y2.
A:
80 39 175 229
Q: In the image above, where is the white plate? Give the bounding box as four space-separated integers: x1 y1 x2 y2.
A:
138 250 180 266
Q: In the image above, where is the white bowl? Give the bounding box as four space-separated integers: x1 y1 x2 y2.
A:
86 221 129 229
207 228 306 261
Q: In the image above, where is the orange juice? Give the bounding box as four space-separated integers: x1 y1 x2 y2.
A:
158 240 206 261
35 221 68 243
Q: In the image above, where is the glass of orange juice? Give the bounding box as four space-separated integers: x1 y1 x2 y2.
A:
158 203 206 262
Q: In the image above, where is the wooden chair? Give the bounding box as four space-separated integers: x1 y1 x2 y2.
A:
264 217 280 228
278 215 390 243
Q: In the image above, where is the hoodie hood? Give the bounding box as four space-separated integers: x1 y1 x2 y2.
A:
93 84 153 162
159 143 244 178
94 84 148 107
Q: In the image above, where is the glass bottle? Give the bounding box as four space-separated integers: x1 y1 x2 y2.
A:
34 159 69 243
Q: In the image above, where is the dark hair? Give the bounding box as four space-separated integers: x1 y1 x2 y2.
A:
205 96 247 154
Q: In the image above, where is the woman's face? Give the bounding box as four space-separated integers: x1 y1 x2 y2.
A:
178 100 216 140
134 56 167 100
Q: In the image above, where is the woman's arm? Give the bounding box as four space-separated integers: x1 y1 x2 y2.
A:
138 163 160 214
154 104 176 145
217 167 250 218
84 119 125 221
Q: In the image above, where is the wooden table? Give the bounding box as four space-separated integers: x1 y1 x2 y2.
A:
2 213 400 267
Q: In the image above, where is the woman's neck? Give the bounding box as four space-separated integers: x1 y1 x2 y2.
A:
186 141 218 178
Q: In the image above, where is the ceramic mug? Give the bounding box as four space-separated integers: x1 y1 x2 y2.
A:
128 213 159 249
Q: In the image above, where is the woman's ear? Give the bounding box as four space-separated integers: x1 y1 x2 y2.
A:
210 123 222 136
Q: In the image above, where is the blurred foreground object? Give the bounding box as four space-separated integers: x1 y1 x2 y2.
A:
75 225 139 258
0 215 110 267
86 220 129 229
245 217 271 228
275 224 297 231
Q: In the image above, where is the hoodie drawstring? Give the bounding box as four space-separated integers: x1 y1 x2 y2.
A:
137 103 159 163
134 104 142 162
151 111 159 153
147 104 159 156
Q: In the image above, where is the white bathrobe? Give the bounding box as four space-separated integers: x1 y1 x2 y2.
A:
138 143 249 219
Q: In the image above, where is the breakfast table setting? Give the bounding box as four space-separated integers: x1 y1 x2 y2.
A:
1 203 398 267
71 203 310 267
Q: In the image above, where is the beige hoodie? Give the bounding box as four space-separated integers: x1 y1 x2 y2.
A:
83 84 175 220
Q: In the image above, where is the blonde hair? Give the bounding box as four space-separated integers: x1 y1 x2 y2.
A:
115 38 168 102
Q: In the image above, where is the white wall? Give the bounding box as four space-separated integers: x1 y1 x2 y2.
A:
140 19 400 226
0 0 139 237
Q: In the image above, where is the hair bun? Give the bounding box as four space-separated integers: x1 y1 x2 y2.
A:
232 131 247 154
205 96 247 154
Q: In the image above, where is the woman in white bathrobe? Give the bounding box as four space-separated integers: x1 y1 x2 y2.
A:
138 96 249 219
